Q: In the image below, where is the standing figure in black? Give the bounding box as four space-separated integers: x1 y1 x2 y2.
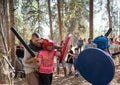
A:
66 45 73 76
16 42 25 78
77 37 83 53
16 42 24 71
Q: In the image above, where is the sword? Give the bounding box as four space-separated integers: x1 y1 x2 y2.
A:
104 28 112 37
10 27 36 58
112 52 120 56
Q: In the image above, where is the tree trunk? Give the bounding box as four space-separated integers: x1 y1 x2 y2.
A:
119 0 120 36
0 0 11 84
9 0 15 64
57 0 63 42
107 0 112 38
107 0 112 28
61 0 64 39
89 0 93 38
0 39 10 84
48 0 53 40
36 0 40 33
3 0 9 51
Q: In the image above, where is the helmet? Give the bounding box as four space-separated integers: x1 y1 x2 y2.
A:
42 39 54 51
93 36 109 50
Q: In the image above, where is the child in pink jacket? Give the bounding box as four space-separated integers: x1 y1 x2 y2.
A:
37 39 60 85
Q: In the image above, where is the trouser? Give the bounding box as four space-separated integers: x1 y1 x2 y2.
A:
19 58 24 70
39 73 53 85
26 71 41 85
67 63 73 75
78 46 82 53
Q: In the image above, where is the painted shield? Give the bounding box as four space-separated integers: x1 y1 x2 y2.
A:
59 34 72 63
76 48 115 85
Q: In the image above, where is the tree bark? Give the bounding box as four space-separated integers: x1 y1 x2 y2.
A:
9 0 15 64
107 0 113 38
57 0 63 42
3 0 9 51
119 0 120 36
48 0 53 40
89 0 93 38
107 0 112 28
0 0 11 84
61 0 64 39
36 0 40 33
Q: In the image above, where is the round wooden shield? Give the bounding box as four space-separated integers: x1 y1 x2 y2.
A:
59 34 72 63
76 48 115 85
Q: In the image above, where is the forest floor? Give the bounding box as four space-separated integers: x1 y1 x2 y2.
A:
14 65 120 85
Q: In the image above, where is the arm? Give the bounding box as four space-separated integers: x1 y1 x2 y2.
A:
36 51 42 66
24 57 36 64
114 44 119 57
54 45 63 49
36 58 41 66
55 51 61 57
24 49 36 64
68 55 73 62
68 53 76 58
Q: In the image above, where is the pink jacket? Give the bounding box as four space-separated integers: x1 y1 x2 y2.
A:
37 50 59 74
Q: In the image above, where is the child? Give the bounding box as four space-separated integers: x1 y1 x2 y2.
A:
36 39 60 85
66 45 73 76
69 48 80 77
56 40 67 77
73 48 80 77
